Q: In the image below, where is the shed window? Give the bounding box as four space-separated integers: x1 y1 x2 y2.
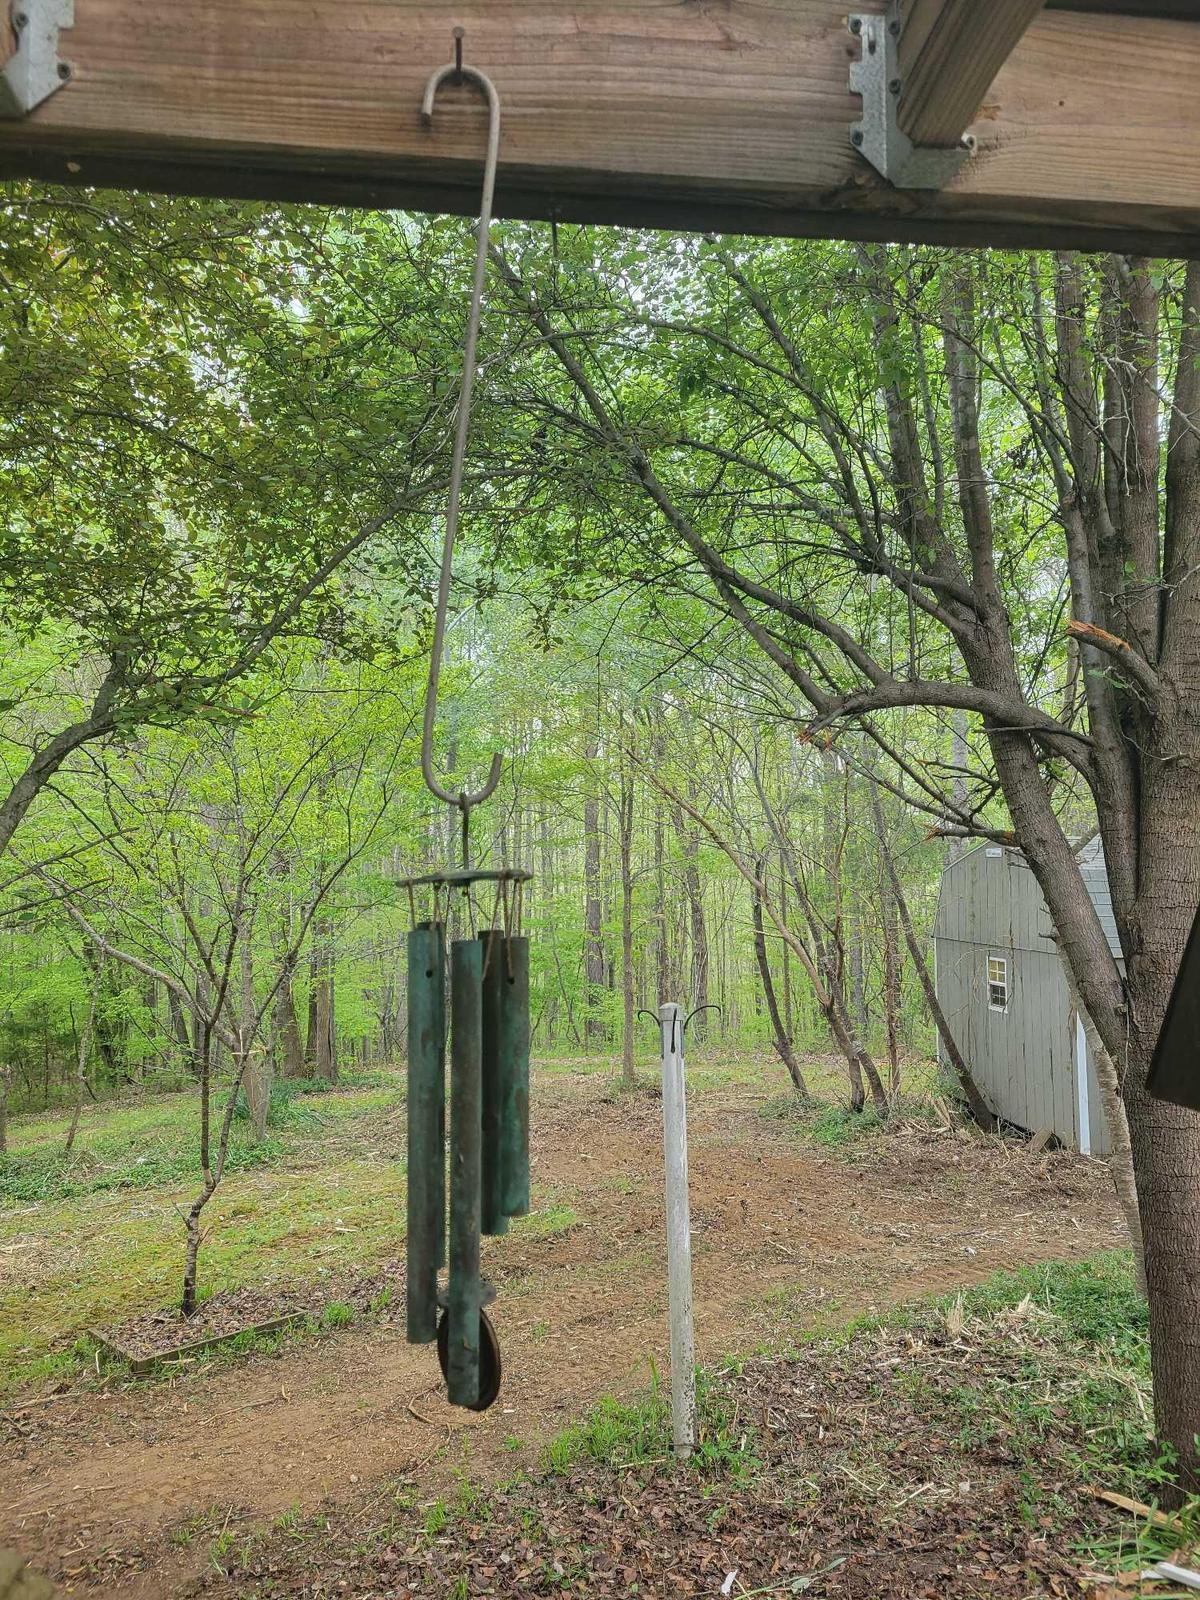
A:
987 955 1009 1012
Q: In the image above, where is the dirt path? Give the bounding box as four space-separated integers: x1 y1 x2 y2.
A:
0 1077 1122 1592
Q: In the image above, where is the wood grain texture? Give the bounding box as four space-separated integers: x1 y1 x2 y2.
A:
0 3 1198 254
898 0 1047 148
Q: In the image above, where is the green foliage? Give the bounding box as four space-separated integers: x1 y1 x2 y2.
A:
0 1124 284 1203
319 1301 355 1329
956 1252 1148 1369
544 1369 757 1483
757 1094 886 1154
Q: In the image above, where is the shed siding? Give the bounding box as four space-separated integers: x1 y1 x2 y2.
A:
934 935 1078 1140
933 842 1114 1154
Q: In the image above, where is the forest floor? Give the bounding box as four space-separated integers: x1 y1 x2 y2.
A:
0 1055 1136 1596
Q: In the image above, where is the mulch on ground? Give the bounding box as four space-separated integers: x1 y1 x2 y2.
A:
196 1301 1145 1599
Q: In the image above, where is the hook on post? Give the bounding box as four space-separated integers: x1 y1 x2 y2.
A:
419 36 503 820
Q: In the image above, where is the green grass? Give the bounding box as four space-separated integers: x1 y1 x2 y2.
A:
954 1251 1148 1362
510 1201 578 1238
837 1253 1169 1528
0 1074 400 1204
757 1093 885 1153
543 1367 758 1482
0 1068 406 1397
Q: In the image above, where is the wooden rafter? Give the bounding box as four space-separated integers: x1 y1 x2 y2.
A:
1 2 1199 255
896 0 1047 149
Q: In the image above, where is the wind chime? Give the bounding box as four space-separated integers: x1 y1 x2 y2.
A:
401 38 530 1413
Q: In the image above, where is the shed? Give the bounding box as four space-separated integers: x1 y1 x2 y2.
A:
932 840 1118 1155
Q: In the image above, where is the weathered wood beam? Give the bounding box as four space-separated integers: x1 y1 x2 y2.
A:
0 2 1199 256
897 0 1047 148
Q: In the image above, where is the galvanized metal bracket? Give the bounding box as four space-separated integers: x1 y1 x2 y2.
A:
0 0 73 120
848 5 973 191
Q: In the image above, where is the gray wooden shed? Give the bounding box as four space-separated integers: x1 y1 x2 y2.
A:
932 840 1117 1155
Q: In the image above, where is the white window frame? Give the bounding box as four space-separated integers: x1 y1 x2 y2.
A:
987 954 1010 1013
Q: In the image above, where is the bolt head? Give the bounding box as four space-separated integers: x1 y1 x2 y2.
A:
851 129 865 148
888 77 901 94
14 11 28 28
849 16 863 35
57 60 71 79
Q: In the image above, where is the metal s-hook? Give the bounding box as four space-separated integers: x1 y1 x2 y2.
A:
419 35 503 818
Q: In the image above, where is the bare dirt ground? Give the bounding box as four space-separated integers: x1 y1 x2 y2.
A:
0 1072 1123 1594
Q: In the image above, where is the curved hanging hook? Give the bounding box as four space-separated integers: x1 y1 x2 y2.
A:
419 38 503 814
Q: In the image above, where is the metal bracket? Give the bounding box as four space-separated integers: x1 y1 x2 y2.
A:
0 0 73 120
848 5 973 191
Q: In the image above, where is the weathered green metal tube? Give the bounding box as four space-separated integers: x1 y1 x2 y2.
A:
406 922 444 1345
447 936 483 1406
498 935 531 1218
434 920 446 1271
479 930 509 1237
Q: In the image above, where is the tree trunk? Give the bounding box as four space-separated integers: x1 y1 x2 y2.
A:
276 965 306 1079
618 758 637 1087
0 1066 8 1155
240 927 272 1140
313 970 335 1081
583 742 605 1045
167 987 196 1077
1057 952 1145 1292
881 879 902 1098
752 864 809 1097
671 802 709 1030
850 925 869 1057
307 918 336 1081
63 968 101 1159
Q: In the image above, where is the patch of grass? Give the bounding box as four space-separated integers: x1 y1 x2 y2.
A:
0 1129 287 1203
320 1300 355 1329
956 1251 1148 1368
807 1103 884 1149
0 1071 400 1205
544 1368 757 1483
510 1201 579 1239
757 1094 885 1154
423 1499 450 1537
0 1156 402 1398
841 1253 1167 1530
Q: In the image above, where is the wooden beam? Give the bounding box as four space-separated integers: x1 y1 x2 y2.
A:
897 0 1047 149
0 3 1199 256
1048 1 1200 18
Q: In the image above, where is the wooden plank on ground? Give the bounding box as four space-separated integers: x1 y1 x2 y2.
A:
0 3 1199 254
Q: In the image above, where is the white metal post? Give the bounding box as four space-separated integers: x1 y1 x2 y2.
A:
658 1001 697 1458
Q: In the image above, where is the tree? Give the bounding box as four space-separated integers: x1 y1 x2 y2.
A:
0 190 451 865
37 662 416 1313
489 234 1200 1488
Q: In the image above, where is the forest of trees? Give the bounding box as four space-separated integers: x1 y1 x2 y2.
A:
2 187 1198 1487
